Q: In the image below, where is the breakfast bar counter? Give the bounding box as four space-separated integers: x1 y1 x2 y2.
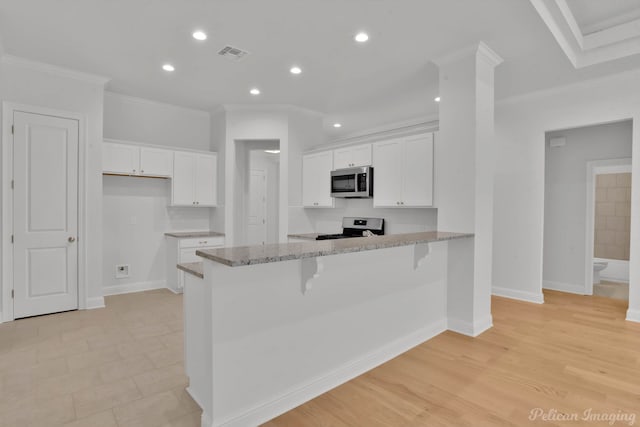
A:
182 231 484 427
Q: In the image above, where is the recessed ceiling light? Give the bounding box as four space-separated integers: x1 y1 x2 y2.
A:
333 123 342 128
354 32 369 43
250 88 261 95
290 66 302 75
434 96 441 102
264 149 280 154
162 64 175 72
192 31 207 41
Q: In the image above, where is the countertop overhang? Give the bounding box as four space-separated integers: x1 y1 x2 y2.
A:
197 231 473 267
165 231 225 238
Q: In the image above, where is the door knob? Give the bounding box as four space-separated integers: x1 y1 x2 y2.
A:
68 237 76 242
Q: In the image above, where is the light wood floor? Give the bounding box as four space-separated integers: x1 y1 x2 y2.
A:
266 291 640 427
2 290 639 426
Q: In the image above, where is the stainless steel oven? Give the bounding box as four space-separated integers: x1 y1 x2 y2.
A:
330 166 373 198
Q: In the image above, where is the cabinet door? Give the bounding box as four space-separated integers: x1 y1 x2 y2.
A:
402 134 434 207
195 154 217 206
333 148 353 169
172 152 196 206
351 144 372 167
302 151 334 207
140 147 173 177
372 140 403 207
102 142 140 175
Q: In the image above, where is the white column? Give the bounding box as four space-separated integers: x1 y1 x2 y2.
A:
435 42 503 336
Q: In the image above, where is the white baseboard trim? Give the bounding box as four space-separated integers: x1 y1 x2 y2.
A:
543 280 586 295
86 297 105 310
102 280 167 296
447 314 493 337
210 319 448 427
626 309 640 323
492 286 545 304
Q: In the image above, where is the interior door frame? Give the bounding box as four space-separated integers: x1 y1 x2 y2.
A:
2 102 88 322
584 158 632 296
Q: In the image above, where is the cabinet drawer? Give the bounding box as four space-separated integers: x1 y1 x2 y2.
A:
179 237 225 249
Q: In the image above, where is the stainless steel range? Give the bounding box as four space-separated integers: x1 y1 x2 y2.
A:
316 217 384 240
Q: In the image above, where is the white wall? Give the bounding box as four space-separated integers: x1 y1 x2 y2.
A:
0 57 105 315
543 121 632 293
102 93 212 293
102 177 210 291
104 92 210 150
493 69 640 320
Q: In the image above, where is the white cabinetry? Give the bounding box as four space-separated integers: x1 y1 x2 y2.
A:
302 151 334 208
166 236 225 293
372 133 434 207
333 144 372 169
172 151 217 207
103 141 172 177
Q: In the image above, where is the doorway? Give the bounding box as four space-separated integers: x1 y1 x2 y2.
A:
542 120 632 298
233 139 280 246
3 105 82 320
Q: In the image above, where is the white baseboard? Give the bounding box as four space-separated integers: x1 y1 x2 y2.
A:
543 280 586 295
86 297 105 309
102 280 166 296
626 309 640 323
211 319 448 427
492 286 545 304
447 314 493 337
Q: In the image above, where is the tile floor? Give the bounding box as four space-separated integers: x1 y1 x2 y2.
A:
593 280 629 300
0 289 201 427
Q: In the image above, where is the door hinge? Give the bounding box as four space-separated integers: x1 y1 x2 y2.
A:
11 289 14 299
10 180 14 190
11 125 14 135
11 235 14 243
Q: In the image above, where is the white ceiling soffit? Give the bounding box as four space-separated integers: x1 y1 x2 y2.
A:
530 0 640 68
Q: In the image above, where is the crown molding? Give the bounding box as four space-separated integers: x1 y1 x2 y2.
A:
105 91 210 117
530 0 640 69
216 103 324 117
496 67 640 106
308 116 439 152
1 54 110 85
433 41 503 68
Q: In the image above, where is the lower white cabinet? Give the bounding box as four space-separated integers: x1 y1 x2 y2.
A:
302 151 334 207
373 133 434 207
166 235 225 293
172 151 217 207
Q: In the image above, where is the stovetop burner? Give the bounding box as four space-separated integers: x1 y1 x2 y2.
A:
315 217 384 241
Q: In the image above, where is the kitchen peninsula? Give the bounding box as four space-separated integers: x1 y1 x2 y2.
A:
181 231 478 427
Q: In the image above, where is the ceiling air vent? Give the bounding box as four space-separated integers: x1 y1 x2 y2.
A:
218 45 249 60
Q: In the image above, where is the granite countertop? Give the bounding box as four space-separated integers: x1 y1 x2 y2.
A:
177 262 204 279
287 233 321 240
197 231 474 267
165 231 225 238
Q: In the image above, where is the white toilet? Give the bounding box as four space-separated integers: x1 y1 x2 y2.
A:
593 261 608 284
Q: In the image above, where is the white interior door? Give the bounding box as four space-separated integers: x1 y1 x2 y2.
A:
13 111 79 318
247 169 267 245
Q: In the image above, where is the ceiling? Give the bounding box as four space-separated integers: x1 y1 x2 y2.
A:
1 0 640 137
565 0 640 34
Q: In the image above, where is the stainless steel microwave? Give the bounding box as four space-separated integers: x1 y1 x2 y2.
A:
330 166 373 198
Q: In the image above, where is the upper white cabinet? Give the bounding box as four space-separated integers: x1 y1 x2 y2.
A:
103 141 172 177
302 151 334 207
372 133 434 207
172 151 217 207
333 144 372 169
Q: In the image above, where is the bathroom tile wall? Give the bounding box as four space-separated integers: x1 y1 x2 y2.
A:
595 173 631 260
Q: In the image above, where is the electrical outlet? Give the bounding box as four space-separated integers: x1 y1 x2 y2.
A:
116 264 130 279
